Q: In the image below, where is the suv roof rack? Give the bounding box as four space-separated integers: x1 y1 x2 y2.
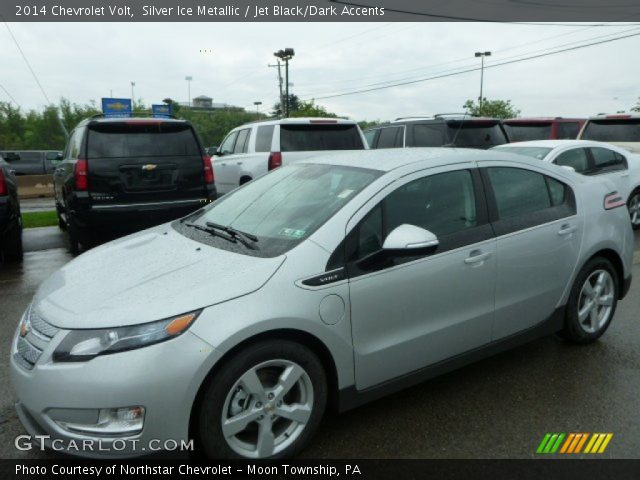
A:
394 113 478 121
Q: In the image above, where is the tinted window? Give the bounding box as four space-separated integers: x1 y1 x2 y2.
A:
68 129 83 159
180 164 380 257
376 127 403 148
554 148 589 172
280 124 363 151
234 129 250 154
255 125 275 152
556 122 580 139
412 124 447 146
87 123 199 158
15 152 43 165
582 119 640 142
219 131 238 155
504 123 552 142
547 177 567 206
447 121 507 148
590 147 626 171
487 168 551 219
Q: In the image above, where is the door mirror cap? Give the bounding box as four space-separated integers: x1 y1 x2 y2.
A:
383 224 439 251
559 165 576 172
55 152 64 160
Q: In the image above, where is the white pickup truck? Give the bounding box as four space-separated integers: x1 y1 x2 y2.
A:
212 117 367 196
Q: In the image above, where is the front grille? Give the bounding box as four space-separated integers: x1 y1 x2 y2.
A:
15 305 59 370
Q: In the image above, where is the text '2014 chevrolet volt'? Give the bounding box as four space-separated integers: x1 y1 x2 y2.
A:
10 148 634 459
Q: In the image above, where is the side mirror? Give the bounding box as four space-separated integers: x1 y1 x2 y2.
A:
559 165 576 173
56 152 63 160
383 224 439 251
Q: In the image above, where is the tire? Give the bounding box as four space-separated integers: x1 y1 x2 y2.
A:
197 340 327 459
561 256 619 344
65 206 80 254
628 189 640 231
2 217 23 262
56 206 67 231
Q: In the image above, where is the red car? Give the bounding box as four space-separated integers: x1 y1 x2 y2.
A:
503 117 585 142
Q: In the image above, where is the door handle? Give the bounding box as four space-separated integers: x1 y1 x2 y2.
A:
558 224 577 236
464 250 491 264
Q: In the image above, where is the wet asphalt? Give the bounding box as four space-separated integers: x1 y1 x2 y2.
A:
0 228 639 459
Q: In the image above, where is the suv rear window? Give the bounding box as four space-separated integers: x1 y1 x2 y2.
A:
582 119 640 142
446 121 507 148
504 122 552 142
87 122 200 158
280 124 363 152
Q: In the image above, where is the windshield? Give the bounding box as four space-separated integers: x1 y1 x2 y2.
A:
504 123 552 142
446 121 507 148
176 163 381 257
582 119 640 142
494 146 553 160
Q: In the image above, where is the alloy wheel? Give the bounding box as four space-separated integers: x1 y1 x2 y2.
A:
577 269 615 334
629 193 640 227
220 359 314 458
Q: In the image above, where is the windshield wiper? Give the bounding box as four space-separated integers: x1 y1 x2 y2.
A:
205 221 259 243
184 222 257 250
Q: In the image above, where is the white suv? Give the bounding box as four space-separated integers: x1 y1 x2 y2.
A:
212 118 367 196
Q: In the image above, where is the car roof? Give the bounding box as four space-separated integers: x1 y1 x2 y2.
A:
297 147 557 173
503 117 585 123
388 115 500 124
494 139 617 149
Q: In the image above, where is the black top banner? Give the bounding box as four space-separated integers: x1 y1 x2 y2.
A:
3 0 640 22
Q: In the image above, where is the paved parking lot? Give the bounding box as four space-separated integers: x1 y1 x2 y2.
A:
1 231 639 459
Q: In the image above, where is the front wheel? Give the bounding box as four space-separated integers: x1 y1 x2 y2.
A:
561 257 619 344
628 190 640 230
197 340 327 459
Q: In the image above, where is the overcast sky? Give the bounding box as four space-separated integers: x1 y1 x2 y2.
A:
1 22 639 120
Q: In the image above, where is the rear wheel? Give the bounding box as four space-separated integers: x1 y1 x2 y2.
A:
197 340 327 459
56 205 66 231
65 206 80 254
628 190 640 230
561 257 618 344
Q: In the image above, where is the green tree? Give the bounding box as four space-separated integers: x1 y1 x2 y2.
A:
358 120 383 131
271 94 301 117
462 98 520 119
632 97 640 112
290 100 339 118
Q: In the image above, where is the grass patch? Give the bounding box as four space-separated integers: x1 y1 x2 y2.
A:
22 210 58 229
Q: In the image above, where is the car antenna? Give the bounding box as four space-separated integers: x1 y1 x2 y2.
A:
447 108 470 148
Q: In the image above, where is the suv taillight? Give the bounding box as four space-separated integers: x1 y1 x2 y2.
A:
203 155 214 184
74 159 88 190
0 169 6 196
268 152 282 171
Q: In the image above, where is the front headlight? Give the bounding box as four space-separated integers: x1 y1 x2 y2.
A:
53 310 201 362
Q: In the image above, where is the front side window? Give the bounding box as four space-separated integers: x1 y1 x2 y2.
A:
219 131 238 155
176 163 381 257
350 170 478 263
233 129 250 154
554 148 589 173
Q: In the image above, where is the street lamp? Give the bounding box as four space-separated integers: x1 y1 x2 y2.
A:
474 51 491 112
274 48 295 117
254 101 262 117
185 76 193 107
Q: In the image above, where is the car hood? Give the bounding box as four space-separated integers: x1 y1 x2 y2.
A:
32 226 285 329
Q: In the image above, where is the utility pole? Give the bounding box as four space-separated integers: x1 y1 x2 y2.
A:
274 48 295 117
268 61 284 117
185 76 193 107
474 51 491 112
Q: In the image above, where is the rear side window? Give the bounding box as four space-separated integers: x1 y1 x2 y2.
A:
280 124 363 152
504 123 552 142
589 147 627 172
255 125 275 152
66 129 84 159
87 123 200 158
487 168 551 219
556 122 580 139
554 148 589 173
376 126 403 148
447 121 507 148
234 129 250 154
582 119 640 142
412 124 447 146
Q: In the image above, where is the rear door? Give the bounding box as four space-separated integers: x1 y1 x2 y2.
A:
86 120 206 205
587 147 631 197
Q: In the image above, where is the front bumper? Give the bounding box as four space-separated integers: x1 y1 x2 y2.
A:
10 320 221 458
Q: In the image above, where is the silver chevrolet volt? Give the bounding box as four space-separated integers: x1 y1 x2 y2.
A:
10 149 634 459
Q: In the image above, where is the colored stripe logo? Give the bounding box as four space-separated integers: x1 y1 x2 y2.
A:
537 433 613 454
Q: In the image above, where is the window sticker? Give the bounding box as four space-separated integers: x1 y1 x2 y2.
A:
279 228 306 239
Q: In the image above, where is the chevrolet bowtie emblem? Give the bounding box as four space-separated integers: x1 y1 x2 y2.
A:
141 164 157 171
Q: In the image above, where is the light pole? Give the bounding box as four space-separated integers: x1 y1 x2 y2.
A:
185 76 193 107
254 101 262 117
274 48 295 117
130 81 135 105
474 51 491 112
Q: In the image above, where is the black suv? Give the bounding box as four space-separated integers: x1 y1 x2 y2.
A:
364 114 509 150
0 154 23 262
54 116 216 253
